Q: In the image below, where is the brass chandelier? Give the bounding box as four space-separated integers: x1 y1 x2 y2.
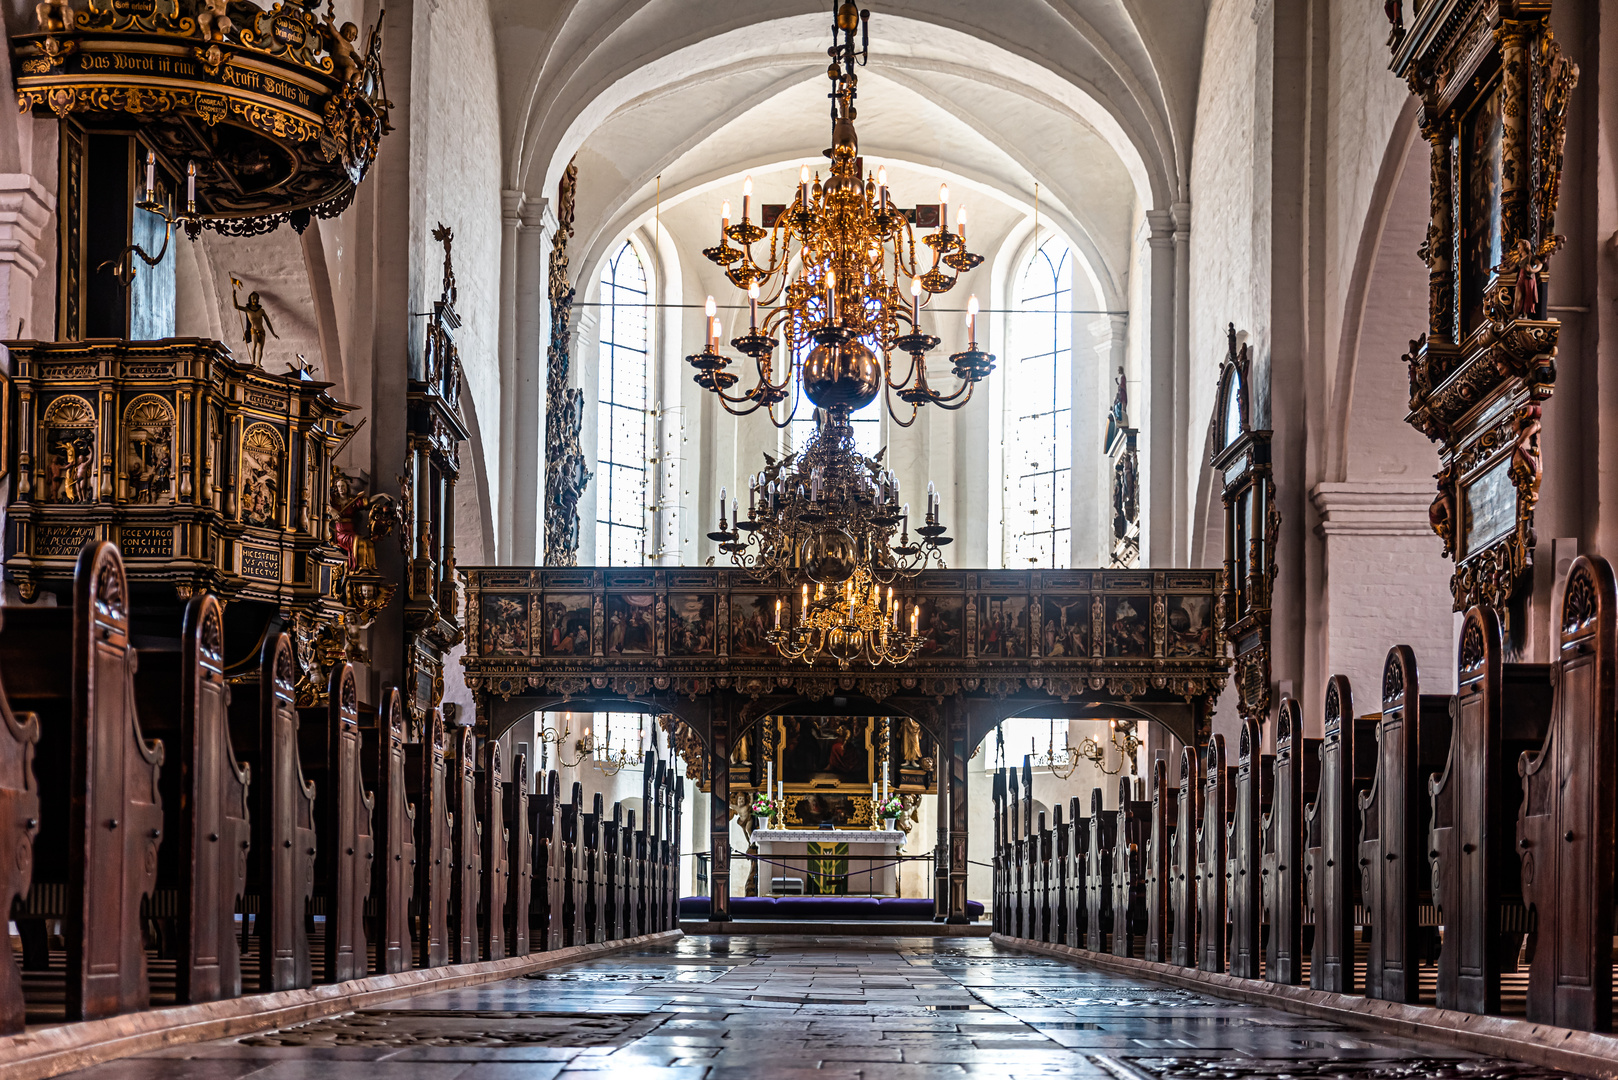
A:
707 411 949 667
686 1 993 428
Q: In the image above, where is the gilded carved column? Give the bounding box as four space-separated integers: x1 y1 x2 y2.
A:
543 158 590 566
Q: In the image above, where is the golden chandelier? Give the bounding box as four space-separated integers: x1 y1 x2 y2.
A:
768 564 925 668
687 1 993 427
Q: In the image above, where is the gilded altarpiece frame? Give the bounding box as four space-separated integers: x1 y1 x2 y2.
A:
1390 0 1576 617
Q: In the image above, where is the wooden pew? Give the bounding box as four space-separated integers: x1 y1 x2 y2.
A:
449 724 481 963
229 631 315 992
1431 606 1552 1013
505 748 531 956
407 706 451 969
562 781 581 946
1007 765 1023 937
604 800 621 940
584 792 602 943
1021 759 1037 939
1145 757 1178 963
1197 735 1229 973
530 769 559 950
622 807 637 938
133 593 250 1004
363 688 415 975
1229 719 1270 979
1306 674 1377 994
1052 802 1068 945
2 541 164 1020
302 664 375 983
1360 645 1451 1003
1068 795 1088 948
1086 787 1115 952
1035 811 1051 942
478 739 507 960
0 608 41 1033
658 764 674 931
992 768 1006 934
1112 777 1148 958
1519 554 1617 1031
1263 698 1318 985
669 774 684 931
1172 744 1201 967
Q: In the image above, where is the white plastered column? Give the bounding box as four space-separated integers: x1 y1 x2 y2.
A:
0 175 53 347
503 196 554 565
1143 208 1177 567
1310 482 1456 700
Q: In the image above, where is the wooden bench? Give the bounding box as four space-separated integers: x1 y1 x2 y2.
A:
449 724 481 963
406 705 451 968
1112 776 1149 959
1145 757 1178 964
299 663 375 983
1306 675 1377 993
529 769 559 950
0 607 41 1032
1229 719 1271 979
583 792 602 943
1068 795 1088 949
1519 554 1616 1030
362 687 415 975
561 781 581 946
2 541 163 1020
1172 745 1200 967
1360 645 1450 1002
1431 606 1552 1013
478 738 507 960
1197 735 1229 973
1263 698 1318 985
132 593 250 1004
504 748 531 956
1086 787 1115 953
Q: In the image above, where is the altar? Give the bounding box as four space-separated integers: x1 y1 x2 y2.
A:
753 829 906 896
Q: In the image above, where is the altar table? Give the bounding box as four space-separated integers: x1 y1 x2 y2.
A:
752 828 906 896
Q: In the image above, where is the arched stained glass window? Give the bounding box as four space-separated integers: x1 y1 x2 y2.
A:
1005 235 1072 567
596 241 649 566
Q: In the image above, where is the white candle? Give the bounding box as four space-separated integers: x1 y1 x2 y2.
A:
939 183 949 233
825 269 837 323
748 281 759 329
186 161 196 210
144 149 155 203
742 175 753 223
766 760 774 800
799 164 810 207
910 277 921 324
721 200 731 234
719 486 726 525
878 165 888 208
967 294 980 344
957 206 967 243
705 296 717 348
774 598 782 629
778 780 784 802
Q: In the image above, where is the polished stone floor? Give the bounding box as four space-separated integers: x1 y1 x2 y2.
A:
59 937 1588 1079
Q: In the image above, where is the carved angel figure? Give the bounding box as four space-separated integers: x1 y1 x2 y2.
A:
321 14 361 85
196 0 232 42
35 0 74 33
328 467 400 572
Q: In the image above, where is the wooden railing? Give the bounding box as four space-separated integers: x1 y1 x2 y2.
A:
0 541 682 1032
993 554 1617 1034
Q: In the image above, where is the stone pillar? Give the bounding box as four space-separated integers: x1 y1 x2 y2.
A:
365 0 413 688
1310 482 1455 699
709 707 731 921
511 200 553 565
1145 209 1178 568
0 175 53 345
1172 201 1191 568
496 189 523 562
933 709 949 920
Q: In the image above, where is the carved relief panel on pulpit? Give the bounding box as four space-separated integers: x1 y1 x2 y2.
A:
1389 0 1577 618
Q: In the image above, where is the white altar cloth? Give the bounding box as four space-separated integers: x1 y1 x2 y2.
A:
752 829 906 896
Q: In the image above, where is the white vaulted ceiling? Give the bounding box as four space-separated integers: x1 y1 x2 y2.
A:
490 0 1207 301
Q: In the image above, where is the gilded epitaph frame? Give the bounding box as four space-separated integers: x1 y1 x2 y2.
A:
1211 326 1274 725
1390 0 1576 617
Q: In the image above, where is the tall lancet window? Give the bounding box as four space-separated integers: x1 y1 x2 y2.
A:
596 240 650 566
1004 235 1073 567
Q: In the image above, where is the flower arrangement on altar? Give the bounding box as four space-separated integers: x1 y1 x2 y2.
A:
877 793 905 819
750 792 780 826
